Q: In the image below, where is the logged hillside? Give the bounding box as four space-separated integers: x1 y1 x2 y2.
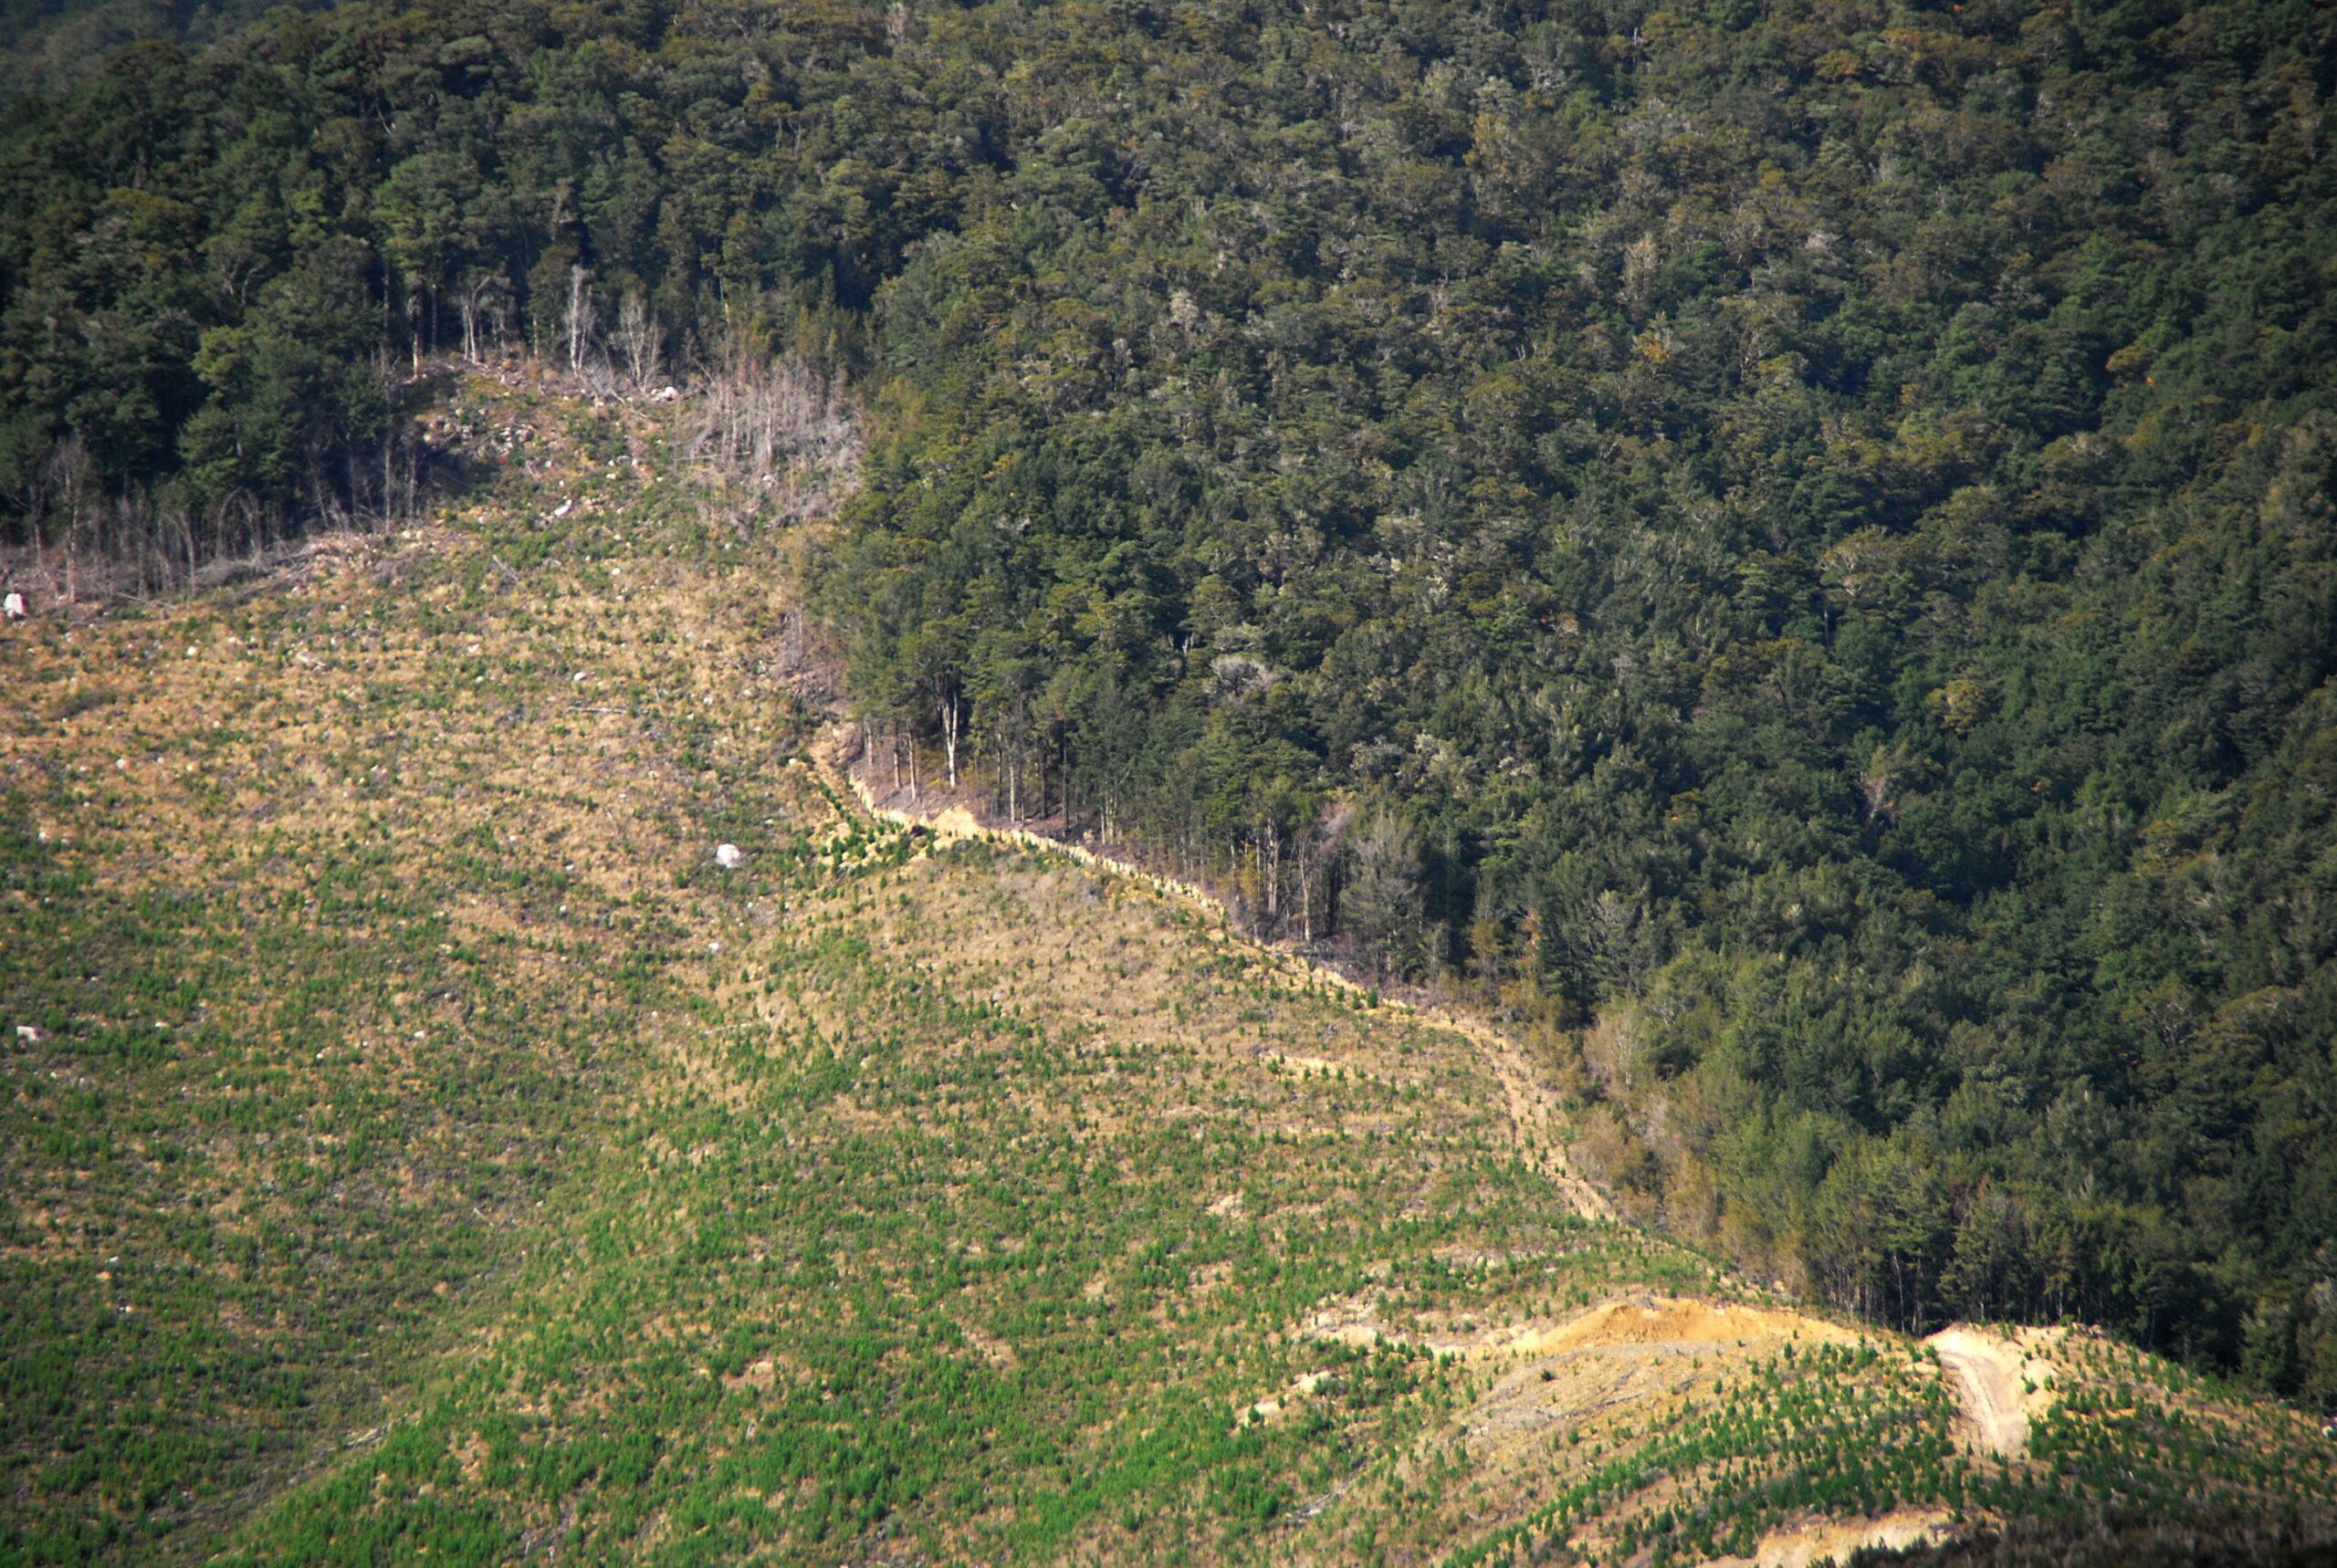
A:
5 382 2335 1567
4 0 2336 1410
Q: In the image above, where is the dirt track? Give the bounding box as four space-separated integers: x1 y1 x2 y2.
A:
1927 1326 2049 1456
833 753 1615 1221
1507 1297 1856 1355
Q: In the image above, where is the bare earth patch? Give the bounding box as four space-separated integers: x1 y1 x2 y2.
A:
1928 1324 2060 1457
1705 1506 1960 1567
1506 1296 1859 1357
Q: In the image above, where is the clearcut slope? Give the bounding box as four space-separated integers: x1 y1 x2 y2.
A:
4 382 2332 1568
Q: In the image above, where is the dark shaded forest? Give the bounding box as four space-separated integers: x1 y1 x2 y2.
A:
3 0 2333 1404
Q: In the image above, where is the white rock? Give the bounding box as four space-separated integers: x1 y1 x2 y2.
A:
715 843 744 869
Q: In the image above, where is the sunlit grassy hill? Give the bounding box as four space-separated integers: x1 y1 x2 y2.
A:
3 381 2332 1567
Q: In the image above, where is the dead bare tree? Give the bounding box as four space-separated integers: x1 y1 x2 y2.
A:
565 264 597 378
614 291 661 389
677 350 861 531
458 270 513 364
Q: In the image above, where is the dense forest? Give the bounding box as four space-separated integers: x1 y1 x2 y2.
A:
3 0 2334 1407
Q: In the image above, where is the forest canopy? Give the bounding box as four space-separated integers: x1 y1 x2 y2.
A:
3 0 2334 1403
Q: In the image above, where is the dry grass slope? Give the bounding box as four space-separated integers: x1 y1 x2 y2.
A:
2 379 2332 1568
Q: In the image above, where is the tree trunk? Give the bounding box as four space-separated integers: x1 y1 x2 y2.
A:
939 693 960 789
1299 841 1313 943
1263 821 1282 925
567 265 594 375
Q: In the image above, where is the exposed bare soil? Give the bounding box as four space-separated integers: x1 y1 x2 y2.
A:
1928 1324 2061 1458
1704 1507 1961 1567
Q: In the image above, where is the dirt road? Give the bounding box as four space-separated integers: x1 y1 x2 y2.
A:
1927 1327 2038 1456
832 752 1614 1221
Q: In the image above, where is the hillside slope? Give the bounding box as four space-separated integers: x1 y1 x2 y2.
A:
5 383 2334 1565
5 0 2337 1393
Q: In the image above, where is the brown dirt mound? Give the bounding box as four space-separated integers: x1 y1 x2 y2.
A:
1504 1296 1858 1356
